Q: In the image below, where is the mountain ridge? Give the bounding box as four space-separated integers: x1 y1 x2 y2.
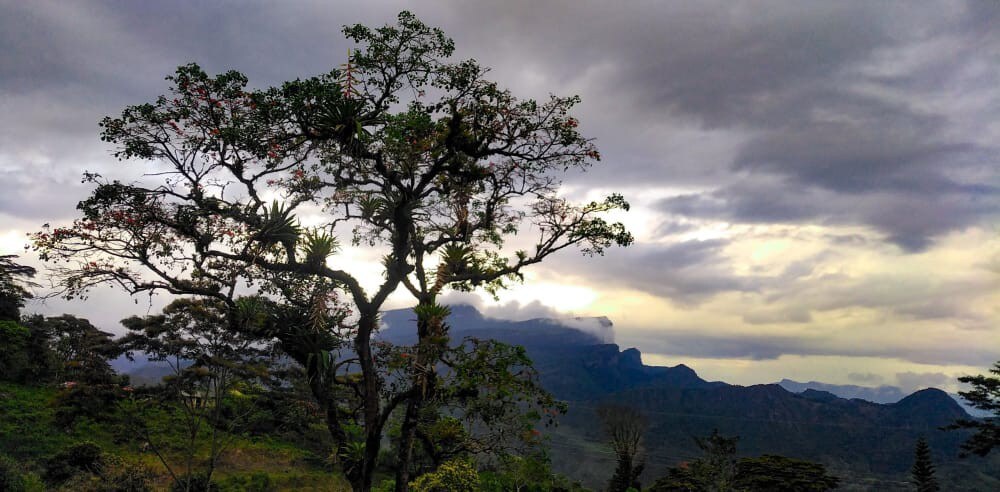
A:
378 304 994 488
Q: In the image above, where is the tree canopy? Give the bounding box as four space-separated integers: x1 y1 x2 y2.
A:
30 11 631 491
649 430 840 492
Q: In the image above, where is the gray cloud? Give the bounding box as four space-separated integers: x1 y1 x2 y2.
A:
0 171 87 220
440 0 999 250
848 372 885 384
2 0 997 250
626 329 999 367
741 307 812 325
659 175 998 251
895 372 952 393
436 292 564 321
550 239 761 305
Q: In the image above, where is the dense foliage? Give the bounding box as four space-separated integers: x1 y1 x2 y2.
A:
408 458 478 492
649 430 839 492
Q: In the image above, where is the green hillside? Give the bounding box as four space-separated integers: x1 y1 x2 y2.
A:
0 381 351 491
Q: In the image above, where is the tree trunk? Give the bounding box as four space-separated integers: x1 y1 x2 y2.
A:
355 311 382 492
393 306 443 492
394 396 421 492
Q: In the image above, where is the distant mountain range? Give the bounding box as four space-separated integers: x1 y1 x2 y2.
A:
776 378 908 404
777 378 990 419
117 304 999 489
379 305 998 490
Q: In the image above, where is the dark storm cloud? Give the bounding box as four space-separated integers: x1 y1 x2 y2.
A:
439 0 999 249
1 0 996 250
439 1 889 125
0 1 398 96
736 119 978 194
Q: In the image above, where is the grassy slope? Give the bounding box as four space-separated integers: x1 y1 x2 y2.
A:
0 382 350 491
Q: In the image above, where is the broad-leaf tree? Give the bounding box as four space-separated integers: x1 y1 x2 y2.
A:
649 432 839 492
732 455 839 491
597 403 647 492
119 298 273 490
32 12 631 490
386 333 566 481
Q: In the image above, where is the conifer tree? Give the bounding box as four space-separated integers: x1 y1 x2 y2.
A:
911 436 940 492
947 361 1000 457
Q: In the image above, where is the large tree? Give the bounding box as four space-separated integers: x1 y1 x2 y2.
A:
31 12 630 490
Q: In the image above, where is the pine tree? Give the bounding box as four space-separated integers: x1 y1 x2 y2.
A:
911 437 940 492
946 361 1000 457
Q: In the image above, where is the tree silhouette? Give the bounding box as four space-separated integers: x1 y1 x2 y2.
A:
0 254 37 321
946 361 1000 457
911 436 940 492
650 430 839 492
736 455 839 491
30 12 630 490
597 403 647 492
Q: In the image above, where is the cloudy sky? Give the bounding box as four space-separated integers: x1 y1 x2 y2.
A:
2 1 997 393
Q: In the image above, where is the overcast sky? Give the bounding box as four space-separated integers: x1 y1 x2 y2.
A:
2 0 997 393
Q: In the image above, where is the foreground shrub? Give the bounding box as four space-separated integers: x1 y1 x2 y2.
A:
409 458 479 492
99 454 154 492
217 472 275 492
170 473 220 492
0 454 28 492
45 441 104 483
